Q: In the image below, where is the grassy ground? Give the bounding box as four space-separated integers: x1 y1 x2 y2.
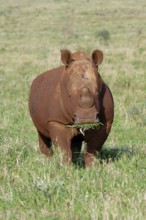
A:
0 0 146 219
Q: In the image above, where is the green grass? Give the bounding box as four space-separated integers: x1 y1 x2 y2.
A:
67 122 103 135
0 0 146 219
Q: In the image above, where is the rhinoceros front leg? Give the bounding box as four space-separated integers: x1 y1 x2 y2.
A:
84 123 112 167
38 131 52 157
48 122 78 164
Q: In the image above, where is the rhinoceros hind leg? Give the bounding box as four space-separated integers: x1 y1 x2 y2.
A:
38 132 52 157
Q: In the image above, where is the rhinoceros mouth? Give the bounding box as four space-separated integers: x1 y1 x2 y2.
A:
67 122 103 135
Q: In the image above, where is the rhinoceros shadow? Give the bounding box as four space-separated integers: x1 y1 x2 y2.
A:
97 146 134 163
72 146 134 167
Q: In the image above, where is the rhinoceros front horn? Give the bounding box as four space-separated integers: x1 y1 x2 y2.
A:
79 87 94 108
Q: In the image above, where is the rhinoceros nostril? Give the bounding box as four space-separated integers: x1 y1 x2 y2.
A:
73 114 80 124
73 114 77 122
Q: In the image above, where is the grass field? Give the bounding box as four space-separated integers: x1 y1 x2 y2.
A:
0 0 146 219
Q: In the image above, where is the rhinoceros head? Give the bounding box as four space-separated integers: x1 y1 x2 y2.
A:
60 49 103 124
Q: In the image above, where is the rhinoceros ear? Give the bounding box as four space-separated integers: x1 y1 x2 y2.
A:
60 49 72 66
92 50 103 66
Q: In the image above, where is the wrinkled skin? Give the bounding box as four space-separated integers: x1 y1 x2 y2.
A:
29 49 114 167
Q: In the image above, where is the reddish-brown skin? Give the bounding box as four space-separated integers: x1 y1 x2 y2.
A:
29 50 114 167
